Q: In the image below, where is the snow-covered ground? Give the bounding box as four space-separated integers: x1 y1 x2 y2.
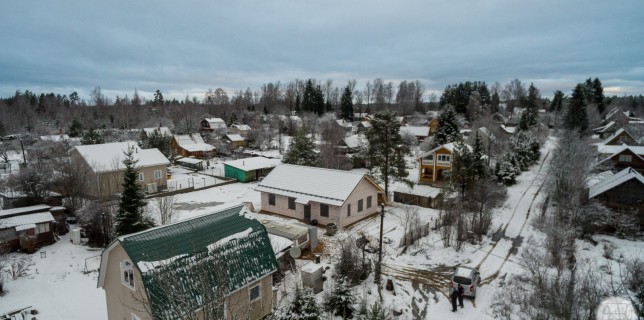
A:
2 135 643 319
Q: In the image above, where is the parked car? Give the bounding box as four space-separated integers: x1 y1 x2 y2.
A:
450 266 481 299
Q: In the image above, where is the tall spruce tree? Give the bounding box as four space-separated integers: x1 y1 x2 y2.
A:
434 107 461 146
339 85 354 121
115 147 154 236
550 90 565 112
302 79 325 115
365 111 411 199
564 84 589 134
592 78 605 114
283 126 320 167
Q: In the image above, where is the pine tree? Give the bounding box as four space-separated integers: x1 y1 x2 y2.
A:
281 285 320 320
434 107 461 146
491 91 500 113
68 118 83 137
302 79 325 116
228 112 238 126
295 94 301 113
592 78 605 114
115 147 154 236
339 85 354 121
564 84 589 134
366 111 411 199
81 128 104 145
283 126 320 167
154 90 164 106
324 281 355 318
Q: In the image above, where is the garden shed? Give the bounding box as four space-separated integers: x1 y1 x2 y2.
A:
223 157 280 182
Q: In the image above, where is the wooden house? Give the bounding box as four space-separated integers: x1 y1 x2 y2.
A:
598 146 644 174
593 121 620 139
200 117 227 135
589 167 644 228
602 128 637 146
255 164 384 227
223 157 280 182
229 124 252 139
97 205 277 320
0 206 56 252
417 143 472 184
224 134 246 148
428 118 439 135
70 142 170 198
171 134 215 159
399 126 430 142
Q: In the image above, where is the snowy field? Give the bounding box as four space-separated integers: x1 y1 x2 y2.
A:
2 137 643 319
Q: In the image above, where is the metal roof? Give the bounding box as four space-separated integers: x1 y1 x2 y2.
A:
589 167 644 198
112 204 277 318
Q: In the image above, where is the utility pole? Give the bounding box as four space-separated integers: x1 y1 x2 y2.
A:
375 203 385 286
20 139 27 166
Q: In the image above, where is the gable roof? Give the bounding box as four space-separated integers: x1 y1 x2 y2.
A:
0 212 55 229
589 167 644 198
225 134 244 142
596 144 644 156
73 142 170 173
255 164 383 206
418 142 472 159
231 124 251 131
0 204 52 219
223 156 280 172
203 117 227 128
98 205 277 318
173 134 215 152
598 146 644 165
593 121 618 134
601 128 636 145
342 134 367 149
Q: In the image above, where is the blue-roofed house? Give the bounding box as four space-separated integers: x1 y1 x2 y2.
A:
97 205 278 320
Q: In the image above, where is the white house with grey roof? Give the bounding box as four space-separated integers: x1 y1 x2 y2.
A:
255 164 384 227
70 141 170 198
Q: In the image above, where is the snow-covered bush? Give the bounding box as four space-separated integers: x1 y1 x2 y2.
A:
335 240 369 285
280 285 320 320
494 153 521 185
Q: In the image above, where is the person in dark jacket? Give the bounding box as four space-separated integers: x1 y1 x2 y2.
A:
450 286 459 312
458 284 465 308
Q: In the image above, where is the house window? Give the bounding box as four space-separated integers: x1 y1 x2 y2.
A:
367 196 372 209
347 204 351 217
619 154 632 163
320 204 329 217
288 197 296 210
121 261 135 289
154 170 162 179
249 284 261 302
131 313 141 320
268 194 275 206
36 223 49 234
425 154 433 161
138 172 144 181
438 155 451 162
358 199 363 212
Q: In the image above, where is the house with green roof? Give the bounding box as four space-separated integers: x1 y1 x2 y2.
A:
97 204 278 320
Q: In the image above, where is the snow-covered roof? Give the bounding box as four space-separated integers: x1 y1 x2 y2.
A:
359 121 371 128
598 145 644 165
593 121 617 133
176 157 203 165
589 167 644 198
586 170 614 189
399 126 430 137
74 141 170 173
203 118 227 128
223 157 280 172
40 134 70 141
268 234 293 254
601 128 636 145
289 115 302 121
500 125 516 134
142 127 172 136
336 119 353 127
0 204 52 218
596 144 644 156
343 135 367 149
225 134 245 142
477 127 496 141
419 142 472 159
173 135 215 152
255 164 383 207
231 124 251 131
1 212 55 229
393 184 441 198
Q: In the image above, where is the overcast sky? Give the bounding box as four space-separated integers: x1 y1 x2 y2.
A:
1 0 643 102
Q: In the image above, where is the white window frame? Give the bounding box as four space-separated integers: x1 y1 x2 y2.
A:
138 172 144 181
618 154 632 162
154 169 162 179
121 260 135 290
249 283 261 302
438 154 451 162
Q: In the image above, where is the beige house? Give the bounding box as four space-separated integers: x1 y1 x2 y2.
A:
70 141 170 198
255 164 384 227
97 205 278 320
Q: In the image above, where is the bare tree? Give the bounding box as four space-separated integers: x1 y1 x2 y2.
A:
154 195 177 225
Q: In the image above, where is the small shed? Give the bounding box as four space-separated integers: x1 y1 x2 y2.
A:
176 157 204 171
223 156 280 182
393 184 443 209
224 134 246 148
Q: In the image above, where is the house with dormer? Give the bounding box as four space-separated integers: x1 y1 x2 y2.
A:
417 142 472 184
97 205 277 320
